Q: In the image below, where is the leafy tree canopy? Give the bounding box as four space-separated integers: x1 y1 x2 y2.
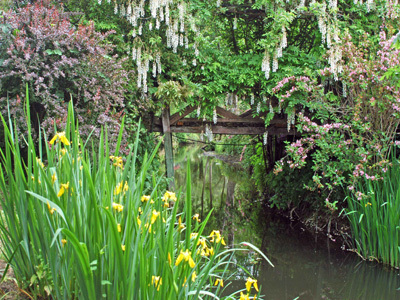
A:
84 1 399 118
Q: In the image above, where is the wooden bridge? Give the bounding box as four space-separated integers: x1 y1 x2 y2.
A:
147 105 298 189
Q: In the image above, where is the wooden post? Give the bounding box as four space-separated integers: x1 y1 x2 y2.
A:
162 107 175 190
201 159 208 218
209 161 213 210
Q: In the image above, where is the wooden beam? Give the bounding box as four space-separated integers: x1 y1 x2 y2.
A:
152 124 296 135
156 117 287 126
215 106 241 119
239 109 253 119
239 109 265 121
152 116 289 129
169 125 297 135
177 118 265 125
161 107 175 190
170 125 264 134
169 105 196 125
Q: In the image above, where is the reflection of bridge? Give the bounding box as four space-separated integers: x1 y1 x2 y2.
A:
148 105 298 189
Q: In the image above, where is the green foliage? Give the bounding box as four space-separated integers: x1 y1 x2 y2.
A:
249 144 268 190
382 31 400 87
265 162 326 211
346 152 400 268
0 0 11 10
274 26 400 202
0 98 268 299
155 80 194 108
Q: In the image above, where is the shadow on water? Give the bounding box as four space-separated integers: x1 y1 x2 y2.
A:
174 145 400 300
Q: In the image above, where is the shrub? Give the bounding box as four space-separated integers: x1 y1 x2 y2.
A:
272 28 400 202
0 0 129 153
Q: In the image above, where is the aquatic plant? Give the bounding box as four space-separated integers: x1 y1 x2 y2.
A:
346 152 400 268
0 94 269 299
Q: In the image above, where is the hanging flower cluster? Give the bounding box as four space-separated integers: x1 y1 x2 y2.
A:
224 92 238 110
259 0 398 82
205 124 213 142
263 131 268 146
103 0 199 94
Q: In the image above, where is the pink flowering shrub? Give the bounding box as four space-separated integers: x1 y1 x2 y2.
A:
271 28 400 201
0 1 129 153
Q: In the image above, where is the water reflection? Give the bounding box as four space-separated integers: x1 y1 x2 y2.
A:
248 214 400 300
174 145 400 300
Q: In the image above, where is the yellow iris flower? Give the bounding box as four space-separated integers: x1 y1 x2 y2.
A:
182 276 187 287
196 237 214 257
192 271 197 282
206 247 214 256
209 230 226 245
151 210 160 224
49 132 70 146
57 182 70 197
197 237 206 248
141 195 151 202
162 191 177 202
47 201 56 215
192 214 201 222
109 155 123 169
240 292 250 300
214 278 224 287
112 202 124 212
51 173 57 184
114 182 122 195
36 157 44 168
152 276 162 291
175 249 196 268
245 277 259 292
178 216 185 232
114 181 128 196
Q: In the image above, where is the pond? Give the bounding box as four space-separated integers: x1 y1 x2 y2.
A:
174 145 400 300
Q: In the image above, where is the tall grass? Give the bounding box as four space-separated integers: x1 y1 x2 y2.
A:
0 95 268 299
346 154 400 268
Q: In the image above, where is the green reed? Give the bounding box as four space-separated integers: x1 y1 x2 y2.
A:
346 154 400 268
0 94 268 299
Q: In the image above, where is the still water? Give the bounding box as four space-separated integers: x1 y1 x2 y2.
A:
174 145 400 300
